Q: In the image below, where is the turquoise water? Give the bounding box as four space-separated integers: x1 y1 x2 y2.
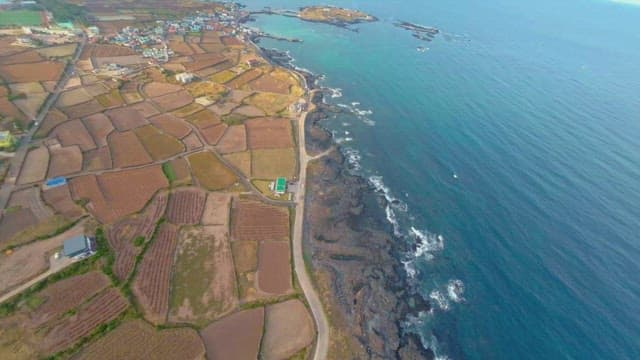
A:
243 0 640 358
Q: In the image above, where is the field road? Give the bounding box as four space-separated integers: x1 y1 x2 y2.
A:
0 32 87 214
293 108 330 360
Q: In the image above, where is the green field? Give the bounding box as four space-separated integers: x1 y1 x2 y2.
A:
0 10 42 27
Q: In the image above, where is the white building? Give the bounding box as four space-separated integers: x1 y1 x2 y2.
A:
175 72 195 84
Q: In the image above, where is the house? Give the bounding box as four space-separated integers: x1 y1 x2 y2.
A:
63 235 96 259
175 72 195 84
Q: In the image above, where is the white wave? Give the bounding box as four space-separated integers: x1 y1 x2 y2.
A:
410 227 444 260
447 279 465 303
402 259 417 278
362 117 376 126
386 205 403 237
351 101 360 106
429 290 450 311
341 122 351 127
342 147 361 171
328 87 343 98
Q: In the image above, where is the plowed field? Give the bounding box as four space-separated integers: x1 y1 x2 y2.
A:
257 241 292 294
200 308 264 360
165 188 206 225
232 199 289 242
245 118 294 149
216 125 246 154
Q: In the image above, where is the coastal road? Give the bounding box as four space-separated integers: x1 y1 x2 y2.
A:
0 33 87 214
293 108 330 360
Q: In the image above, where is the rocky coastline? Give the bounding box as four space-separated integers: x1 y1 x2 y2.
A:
302 91 434 359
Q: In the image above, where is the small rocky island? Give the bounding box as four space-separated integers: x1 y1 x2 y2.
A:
299 6 377 26
395 21 440 41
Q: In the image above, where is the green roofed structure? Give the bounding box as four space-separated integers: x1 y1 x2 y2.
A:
275 177 287 195
63 235 96 259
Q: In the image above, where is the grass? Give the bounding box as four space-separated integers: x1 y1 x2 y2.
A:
252 179 283 200
244 92 295 116
134 125 184 161
211 70 237 84
185 80 227 99
251 148 297 179
0 10 42 27
187 151 238 191
162 162 177 183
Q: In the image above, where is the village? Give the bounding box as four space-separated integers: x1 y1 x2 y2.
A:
0 0 318 359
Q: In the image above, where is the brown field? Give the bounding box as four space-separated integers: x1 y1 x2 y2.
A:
201 42 226 53
8 187 53 221
200 308 264 360
143 81 182 98
129 100 160 117
134 125 184 161
171 102 204 118
184 54 228 72
0 61 64 82
83 113 114 147
0 97 26 121
187 151 238 191
18 146 49 185
201 192 231 226
95 89 125 108
150 113 191 139
246 117 294 149
153 90 193 112
169 158 191 184
36 43 77 58
169 225 237 325
244 92 295 116
35 108 67 138
82 146 112 171
13 92 47 119
108 131 152 168
232 199 289 242
60 99 105 118
229 89 254 103
42 184 84 220
200 123 227 145
221 36 244 47
185 108 221 129
105 106 149 131
76 320 205 360
108 192 168 280
48 145 83 178
0 221 86 295
257 241 292 294
98 166 168 223
208 100 238 116
43 288 129 353
69 175 110 222
42 80 57 92
57 87 93 107
261 299 315 360
233 105 265 118
231 241 258 274
0 49 43 65
30 272 110 327
252 148 297 179
83 83 110 97
81 44 136 59
226 68 262 89
94 55 145 67
216 125 246 154
182 132 203 151
223 151 251 177
169 39 194 56
51 119 96 151
122 91 144 104
248 73 290 94
166 188 206 225
0 208 37 247
133 223 179 324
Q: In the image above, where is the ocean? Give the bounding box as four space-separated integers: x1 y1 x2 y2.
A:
241 0 640 358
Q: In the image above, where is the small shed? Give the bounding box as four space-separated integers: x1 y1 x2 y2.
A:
63 235 95 259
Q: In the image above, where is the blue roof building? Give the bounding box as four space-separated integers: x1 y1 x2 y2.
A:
63 235 95 259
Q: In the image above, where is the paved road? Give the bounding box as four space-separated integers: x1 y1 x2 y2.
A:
0 254 75 304
292 107 330 360
0 33 87 214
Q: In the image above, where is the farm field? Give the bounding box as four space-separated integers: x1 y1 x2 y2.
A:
143 82 182 98
233 105 265 118
48 145 83 178
244 92 294 116
82 146 112 171
165 188 206 225
0 61 65 83
201 192 231 225
187 151 237 190
133 223 179 324
200 307 264 360
252 148 297 179
108 192 168 280
8 187 52 221
76 320 205 360
35 108 68 138
17 147 49 185
42 185 84 220
216 124 246 154
58 88 94 107
150 114 191 139
248 73 290 94
200 123 227 145
60 99 105 119
13 92 47 119
257 241 292 294
36 44 78 58
226 68 262 89
105 106 149 131
186 109 221 129
182 132 204 151
223 151 251 177
169 225 237 326
52 120 97 151
165 158 192 185
83 113 114 147
152 90 193 112
0 10 42 26
108 130 152 168
232 199 290 242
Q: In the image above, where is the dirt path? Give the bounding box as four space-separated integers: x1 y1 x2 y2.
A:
293 108 330 360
